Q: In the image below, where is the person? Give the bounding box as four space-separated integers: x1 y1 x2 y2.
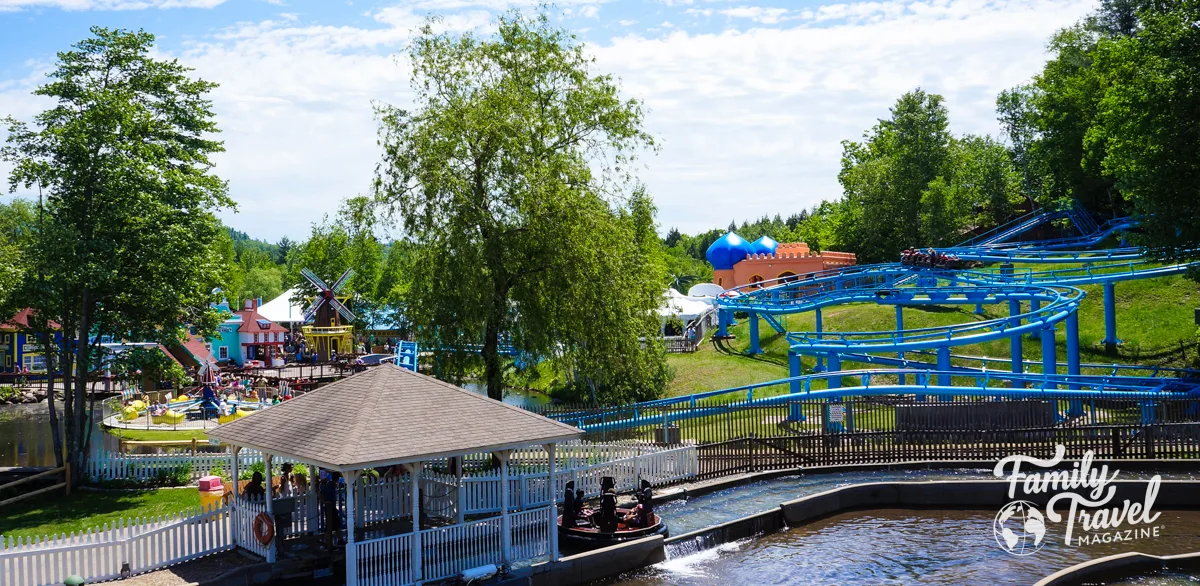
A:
331 349 338 363
271 394 281 405
243 471 266 500
320 470 342 549
622 504 644 528
278 463 295 497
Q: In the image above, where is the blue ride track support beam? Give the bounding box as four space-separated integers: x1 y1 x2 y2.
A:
717 309 729 337
895 305 905 385
789 352 802 395
826 353 841 389
937 346 951 387
1042 324 1057 388
814 308 824 371
1008 300 1023 377
1065 309 1084 417
1029 299 1041 340
1103 281 1121 352
748 311 761 355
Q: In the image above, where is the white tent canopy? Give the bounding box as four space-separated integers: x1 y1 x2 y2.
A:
657 288 715 323
258 287 307 324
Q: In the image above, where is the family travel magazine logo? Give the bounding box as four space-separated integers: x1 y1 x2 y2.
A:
991 445 1163 555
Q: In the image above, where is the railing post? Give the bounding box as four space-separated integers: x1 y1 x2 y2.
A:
408 462 423 583
230 446 241 549
545 443 559 561
345 469 361 586
264 454 275 563
497 450 512 566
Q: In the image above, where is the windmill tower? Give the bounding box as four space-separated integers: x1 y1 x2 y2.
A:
299 268 357 361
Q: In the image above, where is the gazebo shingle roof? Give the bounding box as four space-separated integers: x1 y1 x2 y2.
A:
207 364 580 470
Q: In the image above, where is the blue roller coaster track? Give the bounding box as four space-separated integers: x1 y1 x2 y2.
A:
549 202 1200 433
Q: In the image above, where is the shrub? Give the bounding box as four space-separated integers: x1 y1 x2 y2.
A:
0 386 19 401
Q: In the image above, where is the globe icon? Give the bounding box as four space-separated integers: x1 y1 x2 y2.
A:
994 500 1047 555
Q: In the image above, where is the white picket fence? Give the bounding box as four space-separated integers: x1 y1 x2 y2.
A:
86 440 675 483
0 505 232 586
87 449 274 482
8 444 697 586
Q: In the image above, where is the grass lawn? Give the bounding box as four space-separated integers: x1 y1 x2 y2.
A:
103 426 210 442
663 270 1199 399
0 488 201 540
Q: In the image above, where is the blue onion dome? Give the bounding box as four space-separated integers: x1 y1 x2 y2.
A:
706 232 756 270
751 235 779 256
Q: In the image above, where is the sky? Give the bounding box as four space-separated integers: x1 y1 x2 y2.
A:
0 0 1096 243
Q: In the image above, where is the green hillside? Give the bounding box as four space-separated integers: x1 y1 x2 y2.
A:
665 273 1200 398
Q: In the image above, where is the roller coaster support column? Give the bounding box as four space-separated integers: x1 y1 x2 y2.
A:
896 305 905 385
1029 299 1041 340
1008 300 1023 376
748 311 761 355
814 309 824 371
789 352 802 395
826 353 841 389
1102 281 1121 353
1066 311 1083 415
1042 323 1057 388
937 346 951 386
717 309 730 337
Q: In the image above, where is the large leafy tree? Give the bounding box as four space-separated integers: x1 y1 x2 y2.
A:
1 28 230 477
838 89 952 262
374 11 668 402
1089 1 1200 260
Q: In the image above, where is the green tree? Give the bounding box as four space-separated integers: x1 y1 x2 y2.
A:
838 89 952 262
1 28 230 477
374 11 667 402
1089 1 1200 260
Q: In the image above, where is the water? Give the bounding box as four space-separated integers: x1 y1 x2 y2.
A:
615 509 1200 586
461 382 552 409
0 403 111 468
1106 572 1200 585
656 468 1197 539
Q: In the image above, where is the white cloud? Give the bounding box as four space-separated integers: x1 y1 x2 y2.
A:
0 0 1096 241
579 4 598 18
618 18 636 26
718 6 791 23
0 0 227 9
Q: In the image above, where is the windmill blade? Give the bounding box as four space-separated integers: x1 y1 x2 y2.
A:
300 268 330 291
329 297 357 323
303 297 327 323
330 269 356 295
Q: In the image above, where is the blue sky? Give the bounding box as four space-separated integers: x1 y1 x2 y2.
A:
0 0 1095 242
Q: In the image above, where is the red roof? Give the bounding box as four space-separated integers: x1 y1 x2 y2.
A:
1 308 61 331
234 308 288 334
182 334 217 365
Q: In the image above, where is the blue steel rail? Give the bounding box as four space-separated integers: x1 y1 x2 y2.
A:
576 203 1200 436
552 369 1200 433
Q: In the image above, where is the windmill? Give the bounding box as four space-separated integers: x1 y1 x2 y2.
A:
300 268 356 361
301 268 357 324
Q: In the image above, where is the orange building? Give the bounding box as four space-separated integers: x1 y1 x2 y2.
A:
706 232 856 289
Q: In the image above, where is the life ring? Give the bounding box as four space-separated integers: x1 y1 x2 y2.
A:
253 513 275 545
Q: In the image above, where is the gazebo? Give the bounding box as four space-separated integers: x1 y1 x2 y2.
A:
208 363 581 585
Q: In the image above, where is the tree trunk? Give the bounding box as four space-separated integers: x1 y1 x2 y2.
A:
71 289 91 486
43 330 63 469
482 281 509 401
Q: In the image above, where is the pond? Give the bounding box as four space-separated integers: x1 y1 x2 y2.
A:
0 402 113 468
614 509 1200 586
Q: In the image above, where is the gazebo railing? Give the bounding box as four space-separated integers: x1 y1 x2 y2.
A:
355 533 414 586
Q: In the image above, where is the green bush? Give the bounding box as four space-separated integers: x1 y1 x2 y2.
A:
0 386 19 401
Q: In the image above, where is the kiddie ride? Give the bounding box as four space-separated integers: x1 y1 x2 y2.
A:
115 385 268 427
558 478 667 550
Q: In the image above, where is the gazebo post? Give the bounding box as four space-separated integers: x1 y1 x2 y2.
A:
497 450 512 565
230 446 241 548
345 469 361 586
544 443 558 561
264 454 275 563
407 462 424 583
455 457 466 525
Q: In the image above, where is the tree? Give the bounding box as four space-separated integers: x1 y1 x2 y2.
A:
374 11 667 402
1 28 230 479
838 89 952 262
1089 1 1200 260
